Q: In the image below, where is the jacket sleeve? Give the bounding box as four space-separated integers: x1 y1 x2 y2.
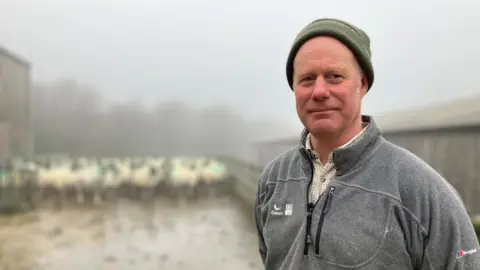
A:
420 185 480 269
254 172 267 265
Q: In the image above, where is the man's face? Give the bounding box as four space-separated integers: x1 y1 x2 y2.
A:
293 36 368 136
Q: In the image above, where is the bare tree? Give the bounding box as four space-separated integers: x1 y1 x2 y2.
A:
32 78 294 160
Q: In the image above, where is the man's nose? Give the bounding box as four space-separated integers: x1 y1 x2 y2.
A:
311 78 330 100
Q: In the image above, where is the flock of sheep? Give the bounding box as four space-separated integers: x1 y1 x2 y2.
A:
0 156 232 210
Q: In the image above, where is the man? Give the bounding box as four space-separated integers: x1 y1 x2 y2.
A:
254 18 480 270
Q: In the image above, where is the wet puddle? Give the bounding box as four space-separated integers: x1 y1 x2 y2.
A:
0 197 262 270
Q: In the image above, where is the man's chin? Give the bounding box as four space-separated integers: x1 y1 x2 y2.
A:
307 120 338 135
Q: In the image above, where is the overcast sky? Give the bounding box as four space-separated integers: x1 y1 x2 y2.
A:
1 0 479 132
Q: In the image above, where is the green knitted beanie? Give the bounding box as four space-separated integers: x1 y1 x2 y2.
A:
286 18 374 91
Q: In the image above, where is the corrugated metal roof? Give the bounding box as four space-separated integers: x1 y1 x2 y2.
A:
0 46 31 67
254 94 480 145
374 94 480 132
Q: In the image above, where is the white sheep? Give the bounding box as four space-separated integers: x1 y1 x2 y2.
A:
72 164 102 205
196 158 227 184
99 164 122 199
36 164 78 207
168 157 201 199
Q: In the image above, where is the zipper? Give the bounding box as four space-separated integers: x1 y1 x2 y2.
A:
315 186 336 254
302 148 315 255
304 202 315 255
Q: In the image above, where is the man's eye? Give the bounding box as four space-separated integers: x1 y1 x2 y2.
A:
326 74 343 83
301 76 315 82
327 74 342 79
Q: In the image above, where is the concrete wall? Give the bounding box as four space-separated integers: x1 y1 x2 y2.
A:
220 156 263 210
0 48 33 158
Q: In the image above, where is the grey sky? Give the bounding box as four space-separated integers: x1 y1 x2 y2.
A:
1 0 479 133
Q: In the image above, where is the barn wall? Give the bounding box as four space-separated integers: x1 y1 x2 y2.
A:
0 49 32 158
383 128 480 215
253 126 480 215
0 122 10 159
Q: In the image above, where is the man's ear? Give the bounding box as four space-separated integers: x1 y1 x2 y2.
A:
360 74 368 98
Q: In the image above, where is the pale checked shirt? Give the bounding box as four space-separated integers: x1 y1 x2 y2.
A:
305 123 369 204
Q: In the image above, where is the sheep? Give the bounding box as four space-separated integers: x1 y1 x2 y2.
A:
197 158 231 197
168 157 201 200
128 163 162 201
71 163 103 205
115 161 136 198
0 156 230 207
98 163 122 201
36 163 78 209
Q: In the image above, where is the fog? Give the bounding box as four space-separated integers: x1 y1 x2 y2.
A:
2 0 480 156
32 79 295 160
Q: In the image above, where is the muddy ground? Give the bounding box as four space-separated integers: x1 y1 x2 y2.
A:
0 197 262 270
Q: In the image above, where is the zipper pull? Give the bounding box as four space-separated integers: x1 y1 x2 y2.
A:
304 202 315 254
323 187 335 213
306 234 313 244
307 202 315 212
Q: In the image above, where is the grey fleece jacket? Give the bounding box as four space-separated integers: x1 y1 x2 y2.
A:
254 116 480 270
